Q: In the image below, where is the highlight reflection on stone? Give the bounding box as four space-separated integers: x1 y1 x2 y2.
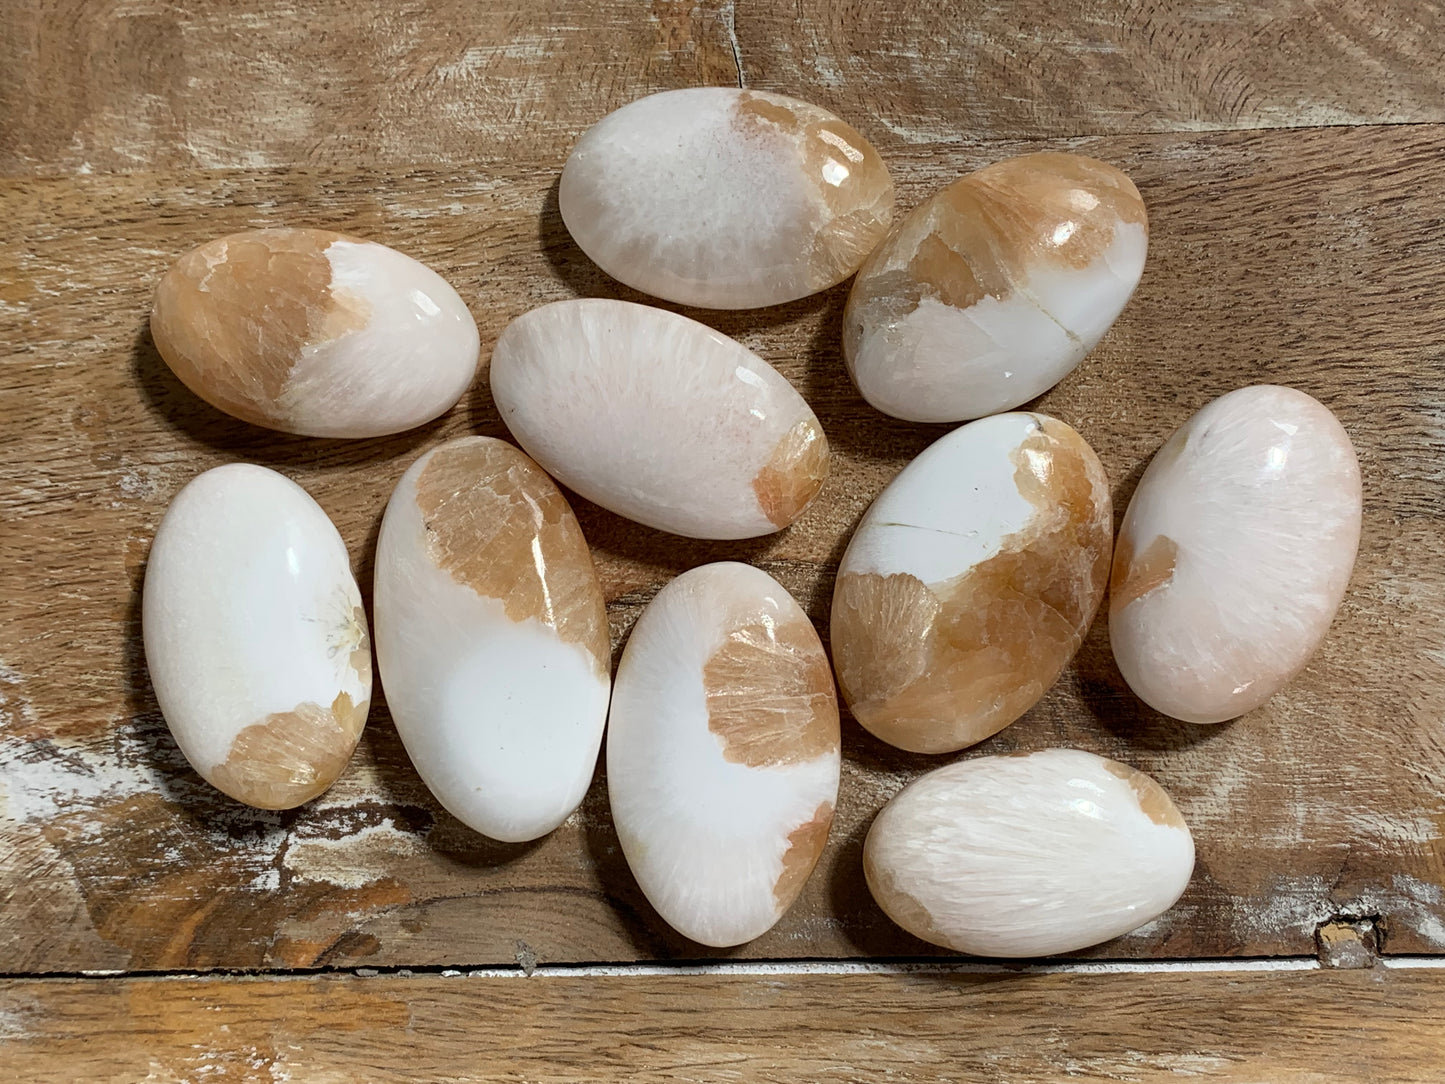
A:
831 413 1112 753
150 228 480 437
560 88 894 309
490 298 828 540
374 437 610 843
1110 385 1362 724
142 464 371 809
607 562 840 947
843 152 1147 423
864 749 1195 957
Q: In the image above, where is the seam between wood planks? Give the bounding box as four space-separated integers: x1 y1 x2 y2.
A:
4 956 1444 983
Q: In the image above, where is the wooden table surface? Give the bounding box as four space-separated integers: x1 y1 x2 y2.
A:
3 0 1443 1080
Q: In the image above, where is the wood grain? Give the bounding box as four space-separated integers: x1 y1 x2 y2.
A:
4 0 1445 176
2 119 1442 972
3 966 1443 1082
0 0 743 176
740 0 1445 142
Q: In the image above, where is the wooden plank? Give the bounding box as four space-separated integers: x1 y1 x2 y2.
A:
740 0 1445 143
5 0 1445 176
2 966 1442 1082
1 122 1442 973
0 0 743 176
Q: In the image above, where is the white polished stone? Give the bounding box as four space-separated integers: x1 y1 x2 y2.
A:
151 228 479 437
831 413 1112 753
560 88 894 309
490 298 828 539
865 749 1195 957
374 437 612 843
607 562 840 947
142 464 371 809
1110 385 1362 724
844 152 1147 423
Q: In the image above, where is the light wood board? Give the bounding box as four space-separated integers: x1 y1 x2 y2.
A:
3 965 1443 1083
3 118 1442 970
5 0 1444 175
1 14 1442 1082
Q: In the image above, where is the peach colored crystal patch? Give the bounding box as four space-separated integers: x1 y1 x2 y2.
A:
773 801 835 908
862 841 946 946
733 92 803 132
733 91 894 289
1110 534 1180 612
1103 760 1188 829
347 605 372 684
149 228 371 428
832 418 1112 753
210 691 369 810
704 617 839 769
415 439 610 675
801 119 894 284
966 152 1147 271
753 419 830 529
843 152 1145 360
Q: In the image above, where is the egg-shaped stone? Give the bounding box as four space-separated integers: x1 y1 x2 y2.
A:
560 88 894 309
844 152 1147 423
865 749 1194 957
1110 386 1362 724
832 413 1111 754
607 562 841 947
150 228 480 437
490 298 828 539
374 437 611 842
142 464 371 809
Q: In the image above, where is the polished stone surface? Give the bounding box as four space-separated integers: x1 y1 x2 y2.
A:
607 562 840 947
490 298 828 539
143 464 371 809
561 88 893 309
374 437 610 843
831 413 1112 753
1110 385 1362 724
844 152 1146 423
150 228 479 437
865 749 1194 957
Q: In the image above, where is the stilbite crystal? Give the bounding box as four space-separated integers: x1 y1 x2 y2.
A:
607 562 841 947
374 437 611 843
142 464 371 809
843 152 1147 423
864 749 1195 957
831 413 1112 753
150 228 480 437
560 88 894 309
1110 385 1362 724
490 298 828 540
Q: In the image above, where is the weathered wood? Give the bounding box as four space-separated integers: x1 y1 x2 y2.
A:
0 0 743 176
1 120 1441 972
740 0 1445 142
4 0 1445 176
2 966 1442 1082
